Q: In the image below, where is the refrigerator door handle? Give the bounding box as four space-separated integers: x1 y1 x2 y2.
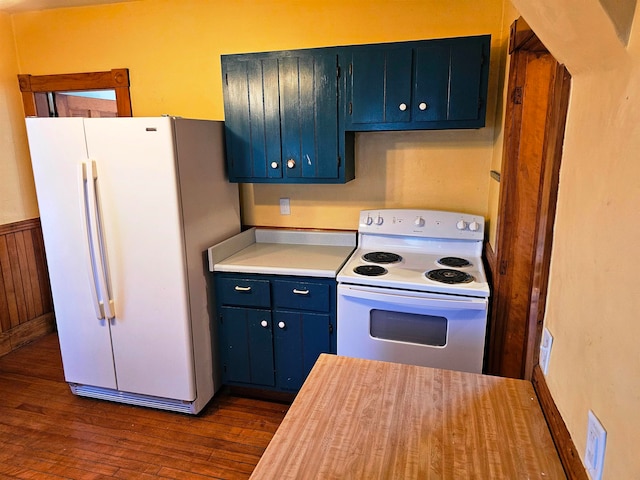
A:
79 162 106 320
89 160 116 320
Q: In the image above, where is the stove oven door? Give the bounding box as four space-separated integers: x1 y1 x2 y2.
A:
337 284 488 374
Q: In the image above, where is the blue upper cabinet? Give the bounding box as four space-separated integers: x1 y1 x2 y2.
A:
222 57 282 180
343 35 491 131
221 50 354 184
220 35 490 183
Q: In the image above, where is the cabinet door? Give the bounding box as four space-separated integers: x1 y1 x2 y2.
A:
414 38 486 123
344 36 490 131
220 306 275 386
222 57 282 181
279 52 340 180
347 46 413 127
273 311 331 391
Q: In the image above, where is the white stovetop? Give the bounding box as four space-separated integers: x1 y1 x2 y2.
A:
208 228 356 278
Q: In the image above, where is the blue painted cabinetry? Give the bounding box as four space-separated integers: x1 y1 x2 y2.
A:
221 50 354 184
215 273 337 392
343 35 491 131
220 35 490 183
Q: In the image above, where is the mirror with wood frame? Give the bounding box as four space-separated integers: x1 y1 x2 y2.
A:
17 68 132 117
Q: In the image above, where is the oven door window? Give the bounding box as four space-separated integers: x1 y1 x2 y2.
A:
370 309 447 346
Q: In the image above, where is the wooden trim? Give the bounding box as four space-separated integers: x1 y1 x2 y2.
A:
509 17 547 53
488 18 571 380
0 217 41 235
532 366 589 480
17 68 132 117
0 312 55 357
0 218 54 354
523 63 572 379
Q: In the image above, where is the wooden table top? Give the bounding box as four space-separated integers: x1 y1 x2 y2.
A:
250 354 566 479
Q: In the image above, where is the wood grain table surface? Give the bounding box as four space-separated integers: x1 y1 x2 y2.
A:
249 354 566 479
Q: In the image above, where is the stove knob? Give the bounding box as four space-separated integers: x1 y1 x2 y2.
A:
375 215 384 225
456 220 468 230
414 216 425 227
469 221 480 232
363 215 373 226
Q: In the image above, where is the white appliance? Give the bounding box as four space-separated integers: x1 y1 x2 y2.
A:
25 116 240 414
337 209 490 374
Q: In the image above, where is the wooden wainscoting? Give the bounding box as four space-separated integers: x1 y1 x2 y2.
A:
0 218 55 356
532 365 589 480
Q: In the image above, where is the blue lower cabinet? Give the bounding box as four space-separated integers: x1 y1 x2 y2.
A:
220 306 275 387
215 272 337 392
274 311 332 391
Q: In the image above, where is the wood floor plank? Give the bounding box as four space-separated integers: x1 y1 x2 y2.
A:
0 333 288 479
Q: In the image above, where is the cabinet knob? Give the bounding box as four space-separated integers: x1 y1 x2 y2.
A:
260 320 268 328
278 321 286 329
286 158 296 169
234 285 252 292
419 102 429 111
270 161 279 169
399 103 407 111
293 288 309 295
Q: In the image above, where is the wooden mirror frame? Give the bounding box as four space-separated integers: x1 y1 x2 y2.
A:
17 68 132 117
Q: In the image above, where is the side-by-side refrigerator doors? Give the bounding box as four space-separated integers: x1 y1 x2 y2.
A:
83 117 196 401
26 117 118 390
26 117 197 401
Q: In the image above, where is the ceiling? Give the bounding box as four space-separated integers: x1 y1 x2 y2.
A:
0 0 136 13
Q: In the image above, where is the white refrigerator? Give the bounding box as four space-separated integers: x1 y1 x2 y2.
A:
25 116 240 414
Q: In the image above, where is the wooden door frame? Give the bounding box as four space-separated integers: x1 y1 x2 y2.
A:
17 68 132 117
487 18 571 380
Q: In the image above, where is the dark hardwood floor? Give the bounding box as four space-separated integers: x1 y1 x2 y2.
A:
0 333 289 479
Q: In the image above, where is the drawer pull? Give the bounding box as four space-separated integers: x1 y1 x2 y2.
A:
278 321 286 329
234 285 252 292
260 320 268 328
292 288 310 295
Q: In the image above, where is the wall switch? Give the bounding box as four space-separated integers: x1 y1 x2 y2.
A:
279 198 291 215
585 410 607 480
539 327 553 374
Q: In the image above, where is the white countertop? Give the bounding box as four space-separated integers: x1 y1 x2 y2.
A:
208 228 356 278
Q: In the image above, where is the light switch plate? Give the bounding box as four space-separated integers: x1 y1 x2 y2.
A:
539 327 553 374
585 410 606 480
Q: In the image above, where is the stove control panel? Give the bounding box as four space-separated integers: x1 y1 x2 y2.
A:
359 209 485 240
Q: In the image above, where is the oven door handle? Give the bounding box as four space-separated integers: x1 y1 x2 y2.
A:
338 285 487 310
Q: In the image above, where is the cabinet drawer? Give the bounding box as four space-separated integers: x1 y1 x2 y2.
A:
273 280 330 312
217 277 271 308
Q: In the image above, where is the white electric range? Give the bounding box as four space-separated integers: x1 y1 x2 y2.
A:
336 209 490 374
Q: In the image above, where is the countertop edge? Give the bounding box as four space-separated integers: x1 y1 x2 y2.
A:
208 228 357 274
212 265 342 278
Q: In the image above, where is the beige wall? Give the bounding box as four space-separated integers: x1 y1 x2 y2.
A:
0 12 38 225
512 1 640 478
9 0 506 230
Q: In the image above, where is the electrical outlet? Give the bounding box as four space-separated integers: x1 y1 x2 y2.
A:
585 410 607 480
279 198 290 215
539 327 553 374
